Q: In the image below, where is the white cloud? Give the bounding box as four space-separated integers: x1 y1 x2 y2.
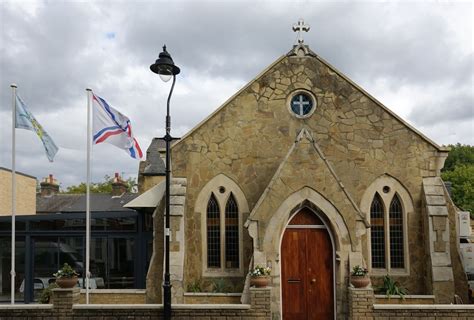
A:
0 0 472 187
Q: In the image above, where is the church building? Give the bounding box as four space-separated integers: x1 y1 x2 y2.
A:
128 21 468 319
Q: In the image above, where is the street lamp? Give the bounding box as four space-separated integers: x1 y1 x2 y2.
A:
150 45 180 320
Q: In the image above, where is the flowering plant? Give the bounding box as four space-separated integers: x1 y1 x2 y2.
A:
249 265 271 277
351 265 368 277
53 263 79 279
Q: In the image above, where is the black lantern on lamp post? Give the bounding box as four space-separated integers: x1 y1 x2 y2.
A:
150 45 180 320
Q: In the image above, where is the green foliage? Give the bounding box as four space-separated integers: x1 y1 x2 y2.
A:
186 279 203 293
53 263 79 278
211 278 230 293
379 275 407 299
62 175 136 194
38 283 58 304
442 143 474 172
440 144 474 216
442 165 474 214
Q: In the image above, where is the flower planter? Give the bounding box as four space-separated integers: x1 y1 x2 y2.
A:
55 276 78 289
351 276 370 288
250 276 270 288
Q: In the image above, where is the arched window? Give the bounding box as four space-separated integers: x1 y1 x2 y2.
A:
207 193 220 268
362 175 412 274
389 194 404 269
197 174 249 277
225 193 239 269
370 193 385 269
368 191 406 271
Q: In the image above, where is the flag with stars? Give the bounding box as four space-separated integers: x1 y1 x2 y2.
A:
15 94 59 162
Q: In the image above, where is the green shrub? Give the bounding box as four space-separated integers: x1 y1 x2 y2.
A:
211 278 229 293
186 279 202 293
378 275 407 299
38 283 58 304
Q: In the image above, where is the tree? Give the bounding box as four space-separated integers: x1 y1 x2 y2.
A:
442 143 474 172
62 175 136 194
441 144 474 215
442 165 474 213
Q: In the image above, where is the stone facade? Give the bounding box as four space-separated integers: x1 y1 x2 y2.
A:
141 44 467 318
0 167 36 215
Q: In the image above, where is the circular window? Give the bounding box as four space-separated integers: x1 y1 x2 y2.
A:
219 186 226 194
383 186 390 194
288 91 316 118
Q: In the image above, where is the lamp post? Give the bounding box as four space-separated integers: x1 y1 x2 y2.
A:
150 45 180 320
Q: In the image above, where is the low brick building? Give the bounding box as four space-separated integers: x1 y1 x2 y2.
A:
0 167 36 216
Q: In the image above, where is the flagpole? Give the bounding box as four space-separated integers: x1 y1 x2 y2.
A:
85 88 92 304
10 83 17 305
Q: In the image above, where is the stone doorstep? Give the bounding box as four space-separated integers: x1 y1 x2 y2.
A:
373 304 474 310
72 304 251 310
0 304 53 309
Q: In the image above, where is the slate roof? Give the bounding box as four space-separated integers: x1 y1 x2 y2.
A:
36 193 139 214
142 137 179 176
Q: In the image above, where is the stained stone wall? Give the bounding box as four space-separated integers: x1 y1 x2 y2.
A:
170 46 451 316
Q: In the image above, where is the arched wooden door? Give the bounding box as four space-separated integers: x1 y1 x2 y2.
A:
281 208 334 320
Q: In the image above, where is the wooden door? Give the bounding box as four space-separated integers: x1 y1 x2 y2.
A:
281 210 334 320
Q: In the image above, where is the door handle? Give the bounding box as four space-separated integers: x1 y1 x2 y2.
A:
311 278 316 283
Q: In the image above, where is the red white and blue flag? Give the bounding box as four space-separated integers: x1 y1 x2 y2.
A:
92 93 143 159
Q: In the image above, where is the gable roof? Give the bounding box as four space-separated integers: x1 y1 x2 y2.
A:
173 44 447 152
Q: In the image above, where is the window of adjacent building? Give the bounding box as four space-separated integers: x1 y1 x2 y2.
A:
206 192 240 270
370 192 405 270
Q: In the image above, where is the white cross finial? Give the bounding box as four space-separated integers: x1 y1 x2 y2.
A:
292 19 310 44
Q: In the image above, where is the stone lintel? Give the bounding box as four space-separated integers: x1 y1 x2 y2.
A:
171 177 187 186
432 266 454 281
423 177 444 186
170 185 186 196
425 195 446 206
427 205 448 216
170 205 184 216
170 195 185 205
424 185 445 196
431 252 451 266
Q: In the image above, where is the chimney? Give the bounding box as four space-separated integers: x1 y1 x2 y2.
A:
111 172 128 196
40 174 59 197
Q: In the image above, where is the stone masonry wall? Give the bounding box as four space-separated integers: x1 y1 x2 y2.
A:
348 286 474 320
0 287 271 320
172 48 447 301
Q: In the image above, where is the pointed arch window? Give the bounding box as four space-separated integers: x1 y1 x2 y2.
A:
225 193 239 269
207 193 220 268
389 194 404 269
369 192 405 270
370 193 385 269
205 192 241 271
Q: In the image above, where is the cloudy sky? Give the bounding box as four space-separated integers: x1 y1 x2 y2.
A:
0 0 472 189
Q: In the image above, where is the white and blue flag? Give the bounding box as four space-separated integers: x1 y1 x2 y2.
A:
15 94 59 162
